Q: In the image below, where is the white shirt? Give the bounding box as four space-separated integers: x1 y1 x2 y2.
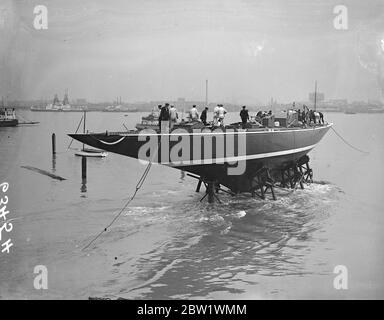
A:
169 107 178 120
213 106 220 117
190 107 199 120
218 106 227 118
152 106 160 117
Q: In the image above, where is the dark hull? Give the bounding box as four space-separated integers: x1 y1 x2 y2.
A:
0 119 18 127
69 124 331 192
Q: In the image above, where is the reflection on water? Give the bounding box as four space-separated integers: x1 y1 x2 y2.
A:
52 154 56 173
81 177 87 194
105 183 341 299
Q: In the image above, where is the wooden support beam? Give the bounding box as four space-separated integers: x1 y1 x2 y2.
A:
196 179 202 192
207 182 215 203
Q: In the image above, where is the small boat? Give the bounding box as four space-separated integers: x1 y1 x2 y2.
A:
75 147 107 157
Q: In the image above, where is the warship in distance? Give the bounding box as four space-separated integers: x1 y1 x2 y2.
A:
69 107 332 201
31 90 86 112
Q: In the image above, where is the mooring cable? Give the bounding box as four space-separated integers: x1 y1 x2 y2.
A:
82 161 153 251
82 138 160 251
330 126 369 154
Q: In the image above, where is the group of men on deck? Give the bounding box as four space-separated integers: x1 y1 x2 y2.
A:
298 104 324 124
157 103 229 132
156 102 324 133
189 104 228 126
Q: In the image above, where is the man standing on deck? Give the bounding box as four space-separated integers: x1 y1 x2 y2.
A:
302 105 309 124
159 103 170 133
213 104 220 125
190 105 199 121
169 105 178 129
200 107 208 125
319 111 324 124
218 104 227 127
240 105 249 129
308 109 316 124
153 104 162 117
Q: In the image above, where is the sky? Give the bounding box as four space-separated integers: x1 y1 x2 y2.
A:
0 0 384 104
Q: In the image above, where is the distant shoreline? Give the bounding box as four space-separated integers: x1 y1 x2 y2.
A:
10 108 384 114
6 105 384 114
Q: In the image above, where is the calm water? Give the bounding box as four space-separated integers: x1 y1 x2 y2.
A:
0 111 383 299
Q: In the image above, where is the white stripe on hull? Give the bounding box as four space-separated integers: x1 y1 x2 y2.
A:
98 137 126 145
152 143 318 167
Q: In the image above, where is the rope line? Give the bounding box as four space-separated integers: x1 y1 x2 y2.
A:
82 139 160 251
82 162 152 251
331 126 369 154
67 115 84 150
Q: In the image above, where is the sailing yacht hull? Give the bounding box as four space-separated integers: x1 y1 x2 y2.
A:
69 124 331 192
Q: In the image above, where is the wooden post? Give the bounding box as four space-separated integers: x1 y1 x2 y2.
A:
52 133 56 155
207 182 214 203
81 156 87 179
196 179 202 192
82 110 86 151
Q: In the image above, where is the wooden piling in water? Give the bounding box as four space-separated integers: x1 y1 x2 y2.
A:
52 133 56 155
81 156 87 179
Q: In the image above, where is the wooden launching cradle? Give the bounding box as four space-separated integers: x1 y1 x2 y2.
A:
190 155 314 204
